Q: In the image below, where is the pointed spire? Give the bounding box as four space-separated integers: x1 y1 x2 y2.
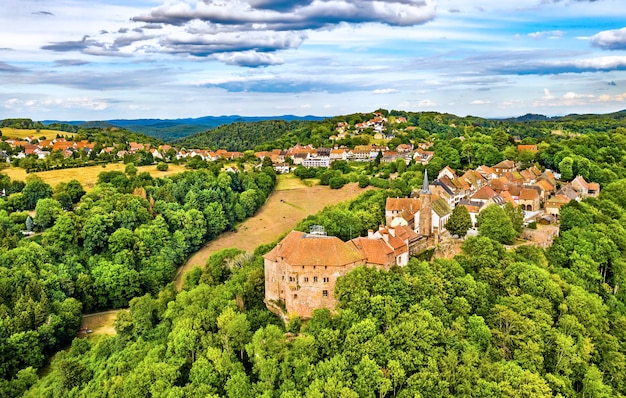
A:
420 170 431 194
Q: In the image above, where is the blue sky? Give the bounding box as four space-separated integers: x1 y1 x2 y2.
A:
2 0 626 120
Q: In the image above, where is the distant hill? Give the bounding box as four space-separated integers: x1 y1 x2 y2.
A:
499 113 556 122
42 115 327 142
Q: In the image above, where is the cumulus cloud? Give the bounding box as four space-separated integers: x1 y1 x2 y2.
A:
597 93 626 102
213 51 284 67
590 27 626 50
159 30 306 57
132 0 436 28
534 89 596 107
40 0 436 67
470 99 493 104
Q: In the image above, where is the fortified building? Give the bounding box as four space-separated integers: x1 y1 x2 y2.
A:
264 224 418 319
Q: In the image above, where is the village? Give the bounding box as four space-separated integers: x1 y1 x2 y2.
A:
262 153 601 321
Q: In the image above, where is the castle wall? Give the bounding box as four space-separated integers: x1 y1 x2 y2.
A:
265 257 366 319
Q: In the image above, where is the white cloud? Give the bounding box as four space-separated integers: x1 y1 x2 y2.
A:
470 99 493 105
372 88 398 94
597 93 626 102
213 51 285 67
562 91 593 100
528 30 564 40
590 27 626 50
534 90 596 107
542 88 555 100
4 97 111 111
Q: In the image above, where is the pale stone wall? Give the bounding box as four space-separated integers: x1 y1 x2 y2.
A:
266 257 366 319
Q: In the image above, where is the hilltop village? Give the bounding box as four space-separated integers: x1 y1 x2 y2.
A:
263 160 600 319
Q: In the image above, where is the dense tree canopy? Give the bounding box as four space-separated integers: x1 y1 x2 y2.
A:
21 205 626 396
0 166 276 385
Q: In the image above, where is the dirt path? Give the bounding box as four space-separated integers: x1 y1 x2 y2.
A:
174 181 370 289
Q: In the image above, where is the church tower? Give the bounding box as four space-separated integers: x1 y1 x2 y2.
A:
418 170 432 236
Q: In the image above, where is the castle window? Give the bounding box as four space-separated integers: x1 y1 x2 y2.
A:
314 276 318 282
325 266 327 269
323 277 330 283
302 266 305 269
289 276 296 282
304 277 309 283
282 276 284 280
322 290 328 297
294 294 297 299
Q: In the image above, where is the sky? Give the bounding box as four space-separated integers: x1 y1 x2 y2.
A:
2 0 626 120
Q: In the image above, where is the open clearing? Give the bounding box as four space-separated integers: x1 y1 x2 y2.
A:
78 309 125 338
2 163 188 190
0 127 75 140
175 177 371 289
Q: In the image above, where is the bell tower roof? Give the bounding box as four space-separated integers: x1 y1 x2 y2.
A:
420 170 431 194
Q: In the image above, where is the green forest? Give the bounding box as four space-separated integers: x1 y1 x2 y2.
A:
11 185 626 397
0 165 277 395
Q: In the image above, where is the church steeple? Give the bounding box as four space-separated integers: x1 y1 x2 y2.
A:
418 170 432 236
420 170 431 194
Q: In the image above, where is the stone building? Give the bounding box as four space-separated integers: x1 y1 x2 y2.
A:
264 224 417 319
264 229 366 319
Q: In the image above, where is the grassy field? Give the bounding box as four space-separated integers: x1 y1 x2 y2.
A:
0 127 75 140
174 182 372 289
1 163 188 190
274 173 320 190
79 309 126 338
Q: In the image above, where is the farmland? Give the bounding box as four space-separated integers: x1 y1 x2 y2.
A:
1 162 187 190
0 127 75 140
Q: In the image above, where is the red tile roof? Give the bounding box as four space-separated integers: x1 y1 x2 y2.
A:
264 231 365 266
348 237 394 266
386 197 421 213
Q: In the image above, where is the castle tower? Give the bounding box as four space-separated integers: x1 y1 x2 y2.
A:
419 170 432 236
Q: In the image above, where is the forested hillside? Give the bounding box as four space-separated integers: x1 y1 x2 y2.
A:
170 109 626 153
18 185 626 397
38 115 327 142
0 166 276 392
173 120 317 152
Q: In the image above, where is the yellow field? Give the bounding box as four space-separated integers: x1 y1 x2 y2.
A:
275 173 320 190
1 163 188 190
0 127 76 141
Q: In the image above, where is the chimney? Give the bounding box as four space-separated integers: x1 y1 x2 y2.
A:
368 229 374 238
383 232 389 242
